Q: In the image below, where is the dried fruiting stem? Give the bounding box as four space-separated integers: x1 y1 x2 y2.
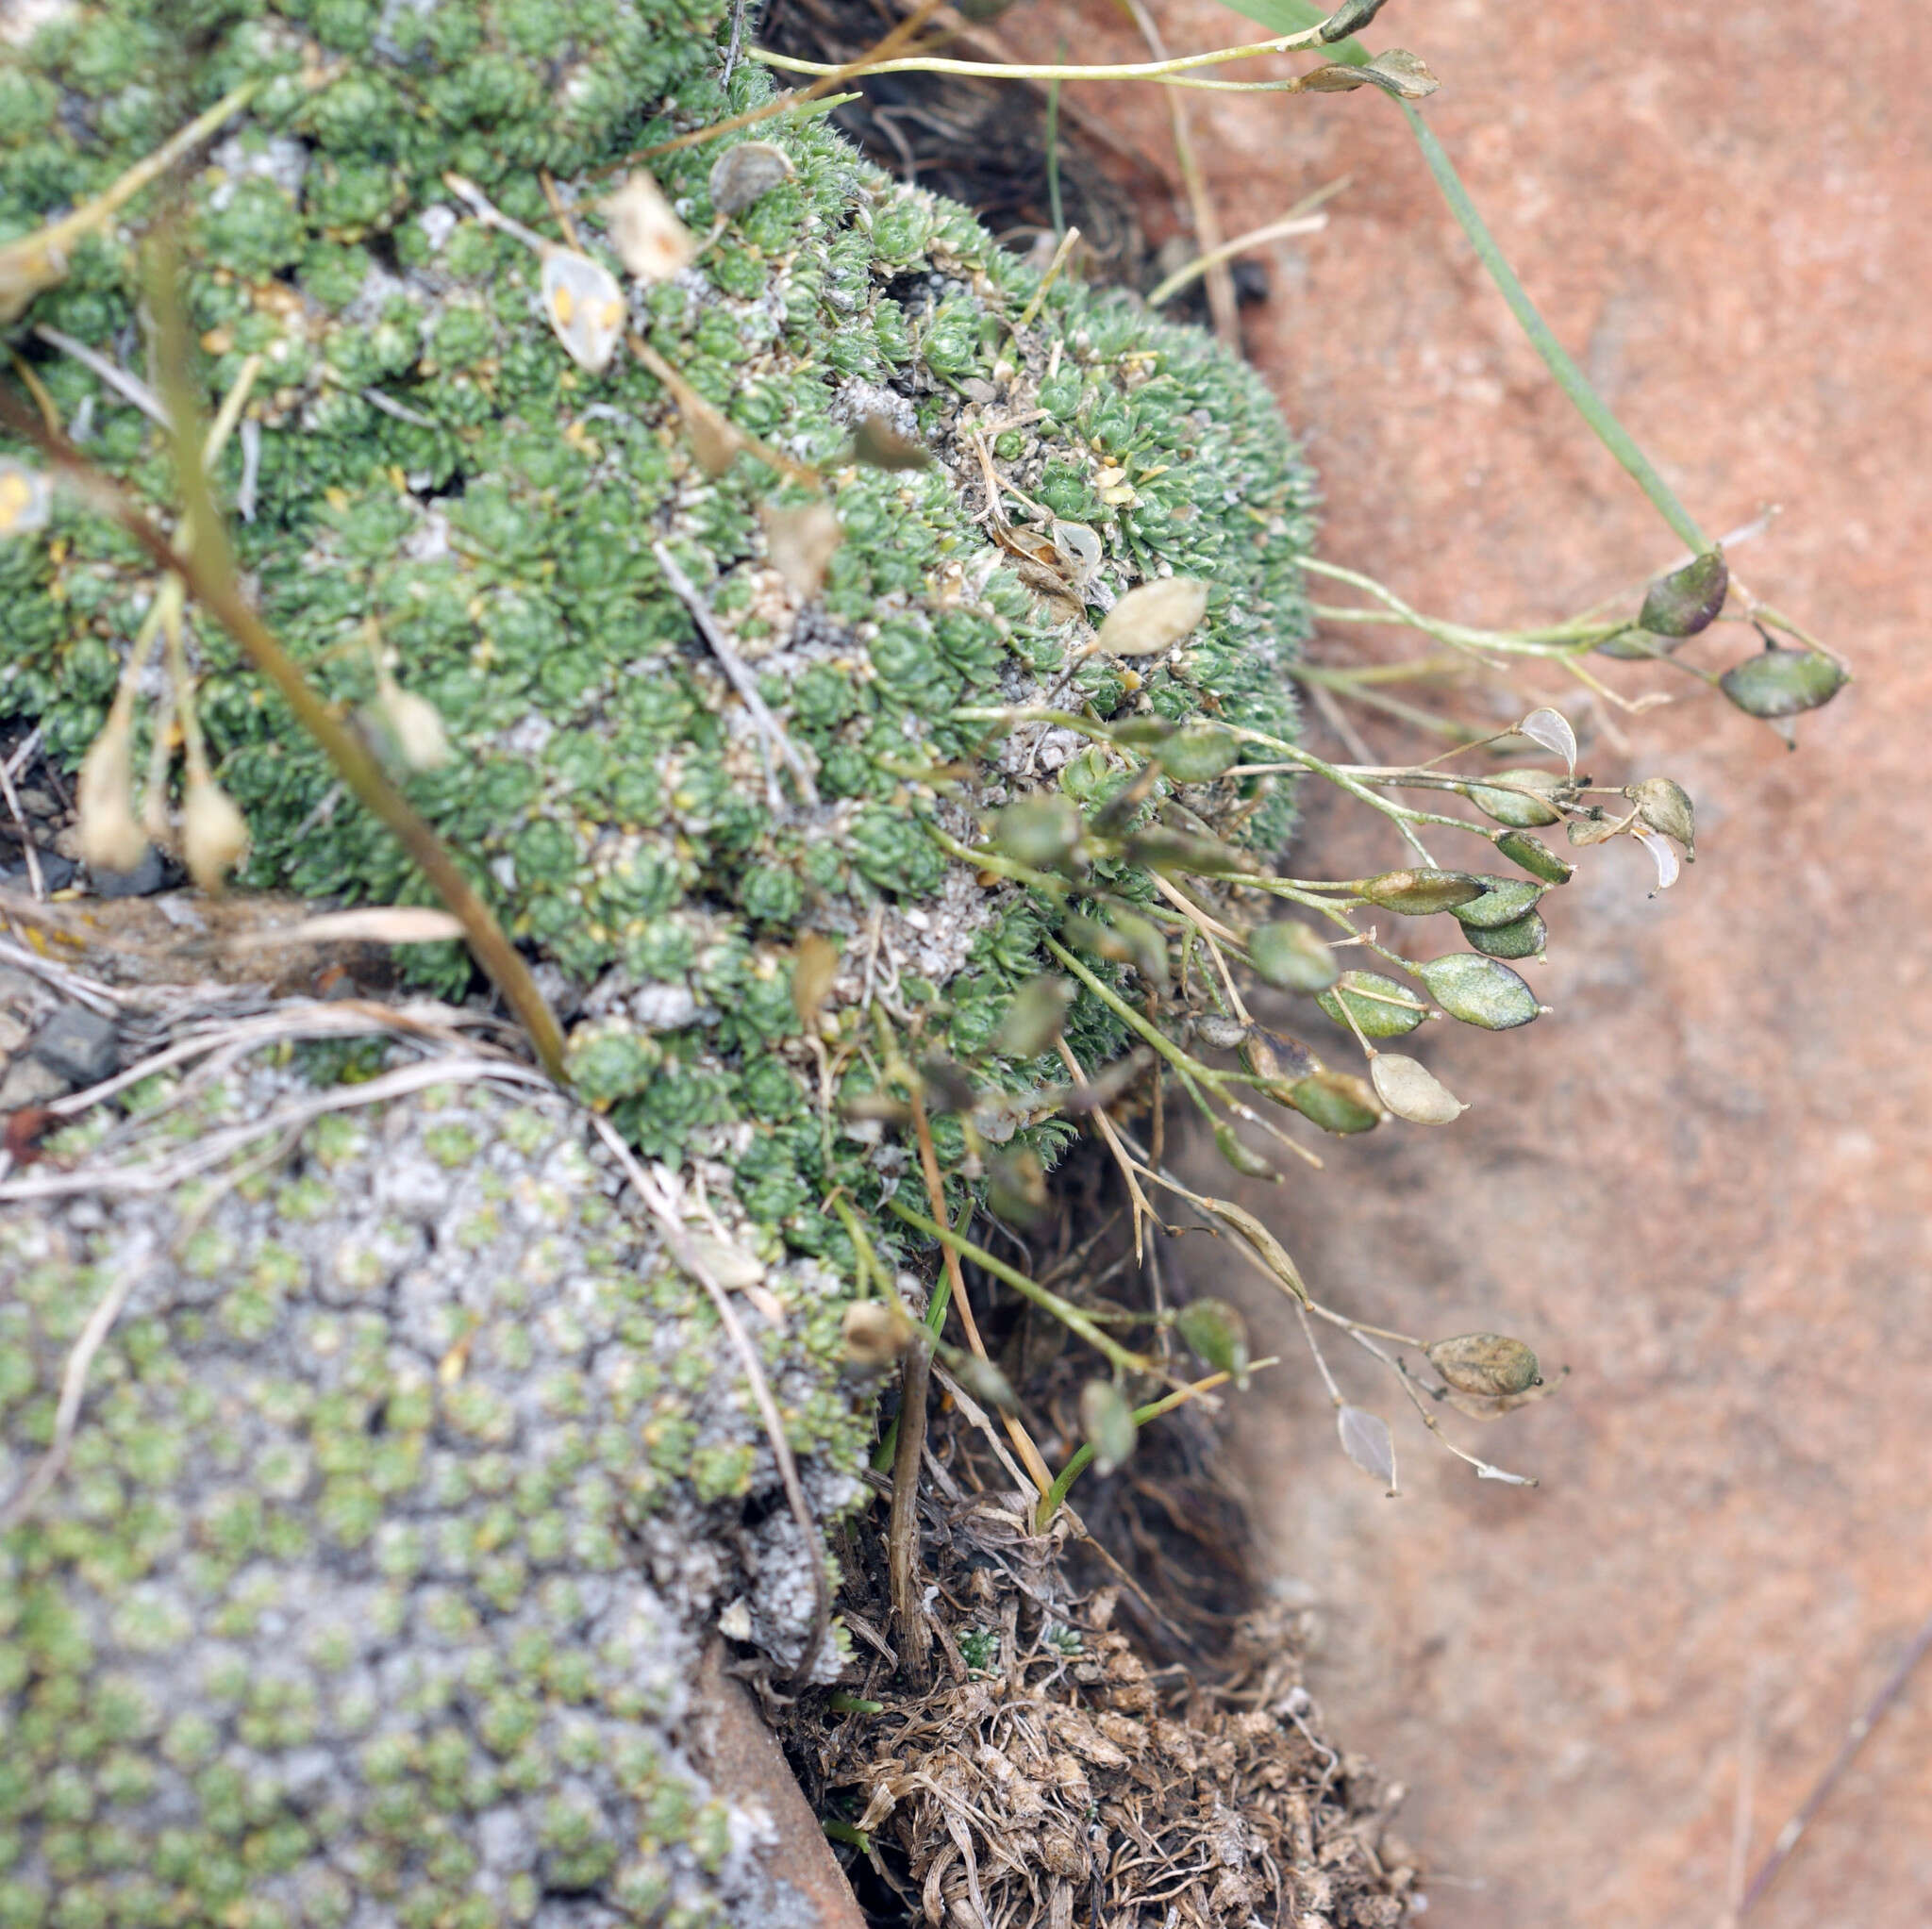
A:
886 1329 934 1677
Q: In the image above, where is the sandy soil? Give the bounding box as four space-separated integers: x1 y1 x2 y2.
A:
999 0 1932 1922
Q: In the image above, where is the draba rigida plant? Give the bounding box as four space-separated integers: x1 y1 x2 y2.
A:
0 0 1846 1921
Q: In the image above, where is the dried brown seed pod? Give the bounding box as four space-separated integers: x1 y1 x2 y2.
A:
708 141 794 217
1424 1332 1541 1397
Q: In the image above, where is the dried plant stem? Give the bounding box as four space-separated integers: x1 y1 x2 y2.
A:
887 1332 934 1676
1146 179 1344 309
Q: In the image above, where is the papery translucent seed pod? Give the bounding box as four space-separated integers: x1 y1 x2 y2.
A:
1314 970 1427 1039
1464 911 1546 960
1495 831 1575 885
708 141 794 217
841 1301 911 1370
1287 1070 1381 1135
1092 576 1209 657
1370 1054 1467 1125
1124 824 1248 877
1191 1011 1248 1050
376 673 452 771
1239 1025 1317 1087
759 499 842 599
1623 776 1695 856
986 1147 1051 1230
538 249 628 374
1719 642 1849 719
1080 1379 1139 1476
991 795 1083 869
1175 1299 1251 1388
1155 721 1239 784
1213 1120 1275 1178
180 773 250 893
1449 876 1545 930
1463 769 1569 828
1358 868 1484 915
990 975 1076 1060
848 414 933 471
0 458 51 539
1637 548 1728 638
76 712 150 874
1248 919 1339 992
602 170 695 283
947 1350 1018 1412
1415 953 1541 1030
1424 1332 1542 1397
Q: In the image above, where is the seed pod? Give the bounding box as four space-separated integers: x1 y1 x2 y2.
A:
708 140 794 217
1719 643 1848 719
1358 868 1484 915
1464 911 1546 960
76 712 149 874
1495 831 1574 885
991 795 1083 869
1464 770 1569 828
842 1300 911 1369
1124 825 1248 877
1623 776 1695 856
986 1147 1051 1229
991 975 1076 1060
1315 971 1426 1039
1424 1332 1541 1397
1109 716 1174 750
1595 626 1680 661
1240 1025 1317 1087
1448 876 1545 930
1191 1011 1247 1050
849 414 933 470
602 170 694 283
0 458 51 538
1637 548 1727 638
1062 912 1163 988
1080 1380 1139 1476
1156 721 1239 784
947 1350 1018 1411
760 499 842 599
791 931 840 1027
1415 953 1541 1031
1175 1299 1251 1388
1248 920 1339 992
1370 1054 1466 1125
539 248 628 374
1093 576 1209 657
1319 0 1390 39
180 773 250 893
1213 1121 1275 1178
1287 1070 1381 1135
376 672 452 771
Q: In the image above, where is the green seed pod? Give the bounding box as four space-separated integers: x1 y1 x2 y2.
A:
1637 548 1728 638
1424 1332 1541 1397
1110 716 1175 750
1464 910 1546 960
1495 831 1575 884
1093 576 1209 657
1124 825 1249 876
1594 626 1681 661
945 1349 1019 1411
1248 920 1339 991
1623 776 1696 856
1464 770 1569 828
1175 1299 1251 1388
1213 1121 1276 1177
1061 912 1165 988
1369 1053 1466 1125
1719 643 1849 719
1287 1070 1381 1135
1357 868 1484 915
1319 0 1390 39
1447 876 1545 930
1239 1024 1318 1087
1315 971 1426 1039
1415 953 1541 1030
1156 721 1240 784
992 795 1084 869
990 975 1076 1059
1080 1380 1139 1475
986 1147 1052 1229
849 413 934 470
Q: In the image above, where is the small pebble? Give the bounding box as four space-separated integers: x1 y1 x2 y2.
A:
31 1005 120 1087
